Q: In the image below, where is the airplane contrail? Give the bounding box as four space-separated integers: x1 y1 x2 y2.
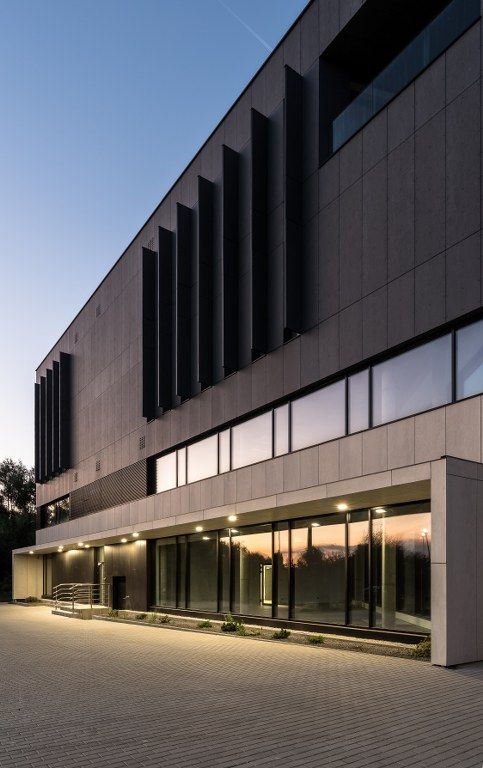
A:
217 0 273 53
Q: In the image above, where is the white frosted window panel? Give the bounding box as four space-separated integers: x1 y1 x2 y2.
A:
291 381 346 451
156 452 177 493
372 334 452 426
177 447 186 486
274 404 289 456
219 429 231 473
231 412 272 469
456 319 483 399
187 435 218 484
349 370 369 434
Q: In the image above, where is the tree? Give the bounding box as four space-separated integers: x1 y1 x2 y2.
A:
0 458 36 600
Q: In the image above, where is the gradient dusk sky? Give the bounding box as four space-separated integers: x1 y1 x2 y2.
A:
0 0 308 466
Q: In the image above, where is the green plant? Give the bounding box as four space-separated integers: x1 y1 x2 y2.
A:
197 619 213 628
25 596 39 603
107 609 119 618
272 628 291 640
148 613 157 623
235 623 247 636
135 613 147 621
220 613 238 632
307 634 325 645
411 636 431 659
158 614 172 624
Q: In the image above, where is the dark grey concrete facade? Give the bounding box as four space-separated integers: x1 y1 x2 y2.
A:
15 0 483 664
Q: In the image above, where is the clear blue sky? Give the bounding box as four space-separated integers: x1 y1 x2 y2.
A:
0 0 308 467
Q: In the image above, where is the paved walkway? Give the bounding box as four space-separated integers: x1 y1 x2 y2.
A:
0 605 482 768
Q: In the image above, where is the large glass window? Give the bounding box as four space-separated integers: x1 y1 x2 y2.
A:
231 412 272 470
456 319 483 400
348 511 369 626
156 452 177 493
187 532 217 612
372 335 452 426
177 448 186 487
274 404 289 456
348 370 369 434
219 529 231 612
232 524 272 617
291 380 345 452
372 504 431 632
292 515 346 625
156 538 177 608
40 496 70 527
274 522 289 619
219 430 230 474
187 435 218 484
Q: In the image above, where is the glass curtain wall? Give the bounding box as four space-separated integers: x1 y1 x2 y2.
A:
154 503 431 633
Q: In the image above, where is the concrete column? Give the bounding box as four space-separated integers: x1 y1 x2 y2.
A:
431 457 483 666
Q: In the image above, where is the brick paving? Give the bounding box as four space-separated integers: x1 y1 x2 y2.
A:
0 605 482 768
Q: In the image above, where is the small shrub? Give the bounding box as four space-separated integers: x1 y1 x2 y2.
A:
272 628 291 640
235 623 247 636
197 620 213 629
307 634 325 645
148 613 157 623
107 609 119 618
135 613 147 621
158 614 172 624
25 596 39 603
221 613 238 632
412 637 431 659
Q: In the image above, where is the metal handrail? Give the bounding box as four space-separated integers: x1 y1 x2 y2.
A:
53 582 110 613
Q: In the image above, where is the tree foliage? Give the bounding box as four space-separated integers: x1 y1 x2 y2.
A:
0 458 36 599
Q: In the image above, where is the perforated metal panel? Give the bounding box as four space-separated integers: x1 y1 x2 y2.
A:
70 460 147 519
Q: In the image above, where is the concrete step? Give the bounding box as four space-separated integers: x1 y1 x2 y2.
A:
52 608 93 620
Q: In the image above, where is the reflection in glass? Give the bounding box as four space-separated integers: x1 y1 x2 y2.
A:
292 515 346 624
348 511 369 626
291 380 346 452
177 447 186 486
372 335 451 426
274 404 290 456
219 530 231 612
372 505 431 632
456 318 483 399
187 435 218 484
177 536 187 609
348 370 369 434
187 533 217 611
156 537 177 607
231 412 272 470
156 452 177 493
232 524 272 617
219 430 230 474
274 523 289 619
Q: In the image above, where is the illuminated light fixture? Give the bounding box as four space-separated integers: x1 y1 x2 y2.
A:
84 544 90 549
421 528 429 537
121 538 128 543
195 525 203 532
337 503 349 512
58 546 63 552
78 542 84 547
29 550 34 555
230 529 239 534
311 522 320 527
132 531 139 538
202 536 210 541
374 507 386 515
228 515 237 522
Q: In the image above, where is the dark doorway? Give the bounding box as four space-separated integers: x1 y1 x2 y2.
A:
112 576 126 610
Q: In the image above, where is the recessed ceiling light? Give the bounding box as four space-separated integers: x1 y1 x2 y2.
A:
121 538 127 543
374 507 386 515
78 542 84 547
311 522 320 527
228 515 237 522
84 544 90 548
337 503 349 512
230 529 239 534
29 550 34 555
202 536 210 541
58 546 63 552
195 525 203 532
132 531 139 538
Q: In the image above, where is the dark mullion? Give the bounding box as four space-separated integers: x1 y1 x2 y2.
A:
344 376 349 436
185 537 190 611
271 524 277 619
216 531 221 614
368 365 374 429
229 527 234 614
451 329 457 403
288 520 294 620
368 510 374 628
344 513 349 626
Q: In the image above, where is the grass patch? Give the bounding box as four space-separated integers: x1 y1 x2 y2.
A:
148 613 157 623
107 609 119 618
197 620 213 629
307 634 325 645
272 628 291 640
135 613 147 621
158 614 172 624
411 637 431 659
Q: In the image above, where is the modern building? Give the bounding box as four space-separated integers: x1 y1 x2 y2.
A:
13 0 483 666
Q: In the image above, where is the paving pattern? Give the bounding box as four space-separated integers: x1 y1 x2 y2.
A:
0 604 482 768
